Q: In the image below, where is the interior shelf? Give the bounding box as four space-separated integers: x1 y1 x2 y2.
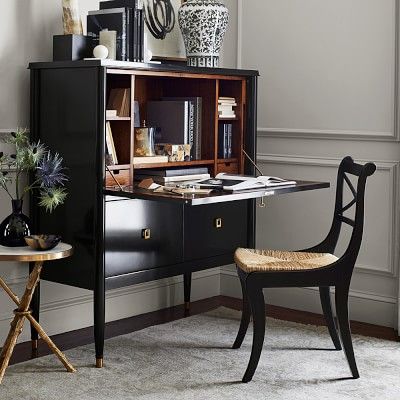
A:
104 71 247 185
106 116 131 121
107 164 130 171
133 160 215 170
217 158 238 164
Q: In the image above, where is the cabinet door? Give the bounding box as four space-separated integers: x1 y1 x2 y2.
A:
184 201 248 261
105 198 183 277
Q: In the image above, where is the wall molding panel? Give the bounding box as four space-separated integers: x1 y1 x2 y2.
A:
257 127 398 142
238 0 400 142
257 154 400 278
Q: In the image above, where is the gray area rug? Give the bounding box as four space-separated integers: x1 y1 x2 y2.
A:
0 307 399 400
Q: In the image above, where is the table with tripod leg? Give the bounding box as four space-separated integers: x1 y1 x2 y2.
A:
0 243 76 384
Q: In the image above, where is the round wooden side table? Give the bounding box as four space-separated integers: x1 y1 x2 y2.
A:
0 243 76 384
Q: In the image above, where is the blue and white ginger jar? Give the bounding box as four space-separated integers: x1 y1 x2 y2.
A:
178 0 229 68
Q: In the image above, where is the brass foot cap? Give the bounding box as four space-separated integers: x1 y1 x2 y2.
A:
96 358 104 368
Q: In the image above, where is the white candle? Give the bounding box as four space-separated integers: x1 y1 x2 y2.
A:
99 29 117 60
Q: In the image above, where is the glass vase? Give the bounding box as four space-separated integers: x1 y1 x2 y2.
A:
0 200 32 247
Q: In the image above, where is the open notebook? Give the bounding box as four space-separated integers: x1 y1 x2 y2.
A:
195 173 296 192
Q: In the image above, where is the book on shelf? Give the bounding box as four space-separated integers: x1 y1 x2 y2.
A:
147 100 190 149
106 109 118 118
195 173 296 192
161 97 202 160
218 103 237 108
135 173 210 184
218 113 236 119
133 100 140 127
87 8 129 61
133 155 169 164
218 123 232 158
137 167 209 177
105 121 118 164
218 97 236 105
107 88 130 117
99 0 144 62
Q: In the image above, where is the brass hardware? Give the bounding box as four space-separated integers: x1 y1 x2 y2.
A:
184 301 190 312
96 357 104 368
32 339 38 351
214 218 222 228
259 197 266 208
142 228 151 240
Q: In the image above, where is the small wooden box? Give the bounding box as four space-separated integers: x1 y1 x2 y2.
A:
155 144 191 162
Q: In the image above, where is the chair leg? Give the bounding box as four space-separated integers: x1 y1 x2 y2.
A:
319 286 341 350
242 283 265 383
335 284 359 378
232 268 251 349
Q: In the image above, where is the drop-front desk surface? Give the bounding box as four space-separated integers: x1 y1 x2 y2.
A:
104 180 330 205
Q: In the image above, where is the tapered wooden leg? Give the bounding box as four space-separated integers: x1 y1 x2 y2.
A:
335 285 359 378
29 261 40 353
319 286 341 350
0 315 26 384
184 272 192 314
233 268 251 349
94 282 105 368
242 284 265 383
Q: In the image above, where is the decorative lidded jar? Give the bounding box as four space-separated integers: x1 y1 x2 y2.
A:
178 0 229 68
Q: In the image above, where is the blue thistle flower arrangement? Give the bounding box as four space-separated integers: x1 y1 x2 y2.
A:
0 128 68 213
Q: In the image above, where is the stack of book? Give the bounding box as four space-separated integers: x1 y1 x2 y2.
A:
107 88 130 117
135 167 210 185
218 123 233 159
87 0 144 62
147 97 202 160
218 97 237 119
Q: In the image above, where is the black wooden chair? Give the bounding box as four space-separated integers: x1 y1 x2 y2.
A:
232 156 376 383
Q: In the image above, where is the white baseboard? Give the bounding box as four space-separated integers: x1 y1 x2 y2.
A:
0 268 221 344
220 266 397 328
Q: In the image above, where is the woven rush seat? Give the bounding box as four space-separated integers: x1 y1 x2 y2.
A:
234 248 338 273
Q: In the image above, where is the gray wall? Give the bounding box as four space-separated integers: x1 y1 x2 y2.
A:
0 0 398 343
221 0 400 332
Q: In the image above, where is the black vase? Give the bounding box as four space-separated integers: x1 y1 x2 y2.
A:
0 200 32 247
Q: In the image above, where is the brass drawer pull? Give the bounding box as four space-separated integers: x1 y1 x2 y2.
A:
214 218 222 229
142 228 151 240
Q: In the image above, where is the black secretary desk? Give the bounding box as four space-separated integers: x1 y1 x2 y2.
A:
28 60 259 367
29 60 327 367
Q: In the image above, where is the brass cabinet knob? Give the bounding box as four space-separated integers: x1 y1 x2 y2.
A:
142 228 151 239
214 218 222 229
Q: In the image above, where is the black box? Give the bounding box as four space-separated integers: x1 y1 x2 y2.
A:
53 35 94 61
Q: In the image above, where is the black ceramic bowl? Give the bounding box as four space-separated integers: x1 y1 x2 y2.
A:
25 235 61 251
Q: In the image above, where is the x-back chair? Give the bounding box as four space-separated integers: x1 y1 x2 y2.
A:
232 156 376 382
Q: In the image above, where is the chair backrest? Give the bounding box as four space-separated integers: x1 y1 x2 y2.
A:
317 156 376 267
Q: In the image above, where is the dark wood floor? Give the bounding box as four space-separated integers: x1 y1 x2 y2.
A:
7 295 399 366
